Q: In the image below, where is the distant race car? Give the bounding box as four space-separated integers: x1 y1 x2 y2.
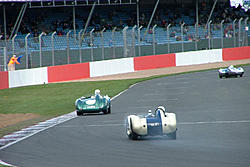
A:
126 106 177 140
218 65 244 78
75 89 111 116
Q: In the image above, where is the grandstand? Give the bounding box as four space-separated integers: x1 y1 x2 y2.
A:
0 0 249 70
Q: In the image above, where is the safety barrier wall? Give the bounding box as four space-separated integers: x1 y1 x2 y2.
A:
176 49 223 66
8 67 48 88
0 72 9 89
222 46 250 61
90 58 134 77
134 54 176 71
47 63 90 83
1 47 249 89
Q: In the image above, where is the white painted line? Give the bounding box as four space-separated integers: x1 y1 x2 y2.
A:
111 83 137 100
0 160 17 167
0 112 76 150
179 120 250 125
84 120 250 128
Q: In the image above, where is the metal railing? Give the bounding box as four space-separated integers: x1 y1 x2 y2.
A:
0 18 249 71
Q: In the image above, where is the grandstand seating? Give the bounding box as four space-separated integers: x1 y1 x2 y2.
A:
0 3 249 54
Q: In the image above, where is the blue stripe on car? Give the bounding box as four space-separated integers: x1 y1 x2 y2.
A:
146 110 163 136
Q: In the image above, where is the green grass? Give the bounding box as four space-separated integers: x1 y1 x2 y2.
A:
0 63 249 137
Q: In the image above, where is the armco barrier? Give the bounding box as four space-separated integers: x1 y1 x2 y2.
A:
176 49 223 66
8 67 48 88
222 46 250 61
48 63 90 83
134 54 176 71
90 58 134 77
0 71 9 89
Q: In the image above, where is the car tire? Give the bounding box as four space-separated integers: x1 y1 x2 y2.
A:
103 109 108 114
219 75 222 79
108 105 111 114
240 74 243 77
129 118 139 140
76 110 83 116
167 131 176 140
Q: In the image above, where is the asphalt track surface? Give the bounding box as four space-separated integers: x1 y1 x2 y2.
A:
1 66 250 167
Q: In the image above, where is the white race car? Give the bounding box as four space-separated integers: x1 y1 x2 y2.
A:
126 106 177 140
218 65 244 78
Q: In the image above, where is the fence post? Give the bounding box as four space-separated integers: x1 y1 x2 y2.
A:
167 24 171 53
90 28 95 61
208 20 212 49
238 18 243 47
123 26 128 57
152 24 157 55
181 23 185 52
195 22 198 50
220 20 224 48
101 28 106 60
244 17 248 46
132 25 137 57
67 30 72 64
233 19 237 47
51 31 56 66
112 27 116 59
4 47 7 71
78 29 83 63
138 26 143 57
39 32 45 67
25 33 30 69
12 34 17 55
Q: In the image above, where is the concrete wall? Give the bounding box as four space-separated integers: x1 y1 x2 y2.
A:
1 46 249 89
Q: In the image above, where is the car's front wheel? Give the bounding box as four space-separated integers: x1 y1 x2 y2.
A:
108 105 111 114
76 110 83 116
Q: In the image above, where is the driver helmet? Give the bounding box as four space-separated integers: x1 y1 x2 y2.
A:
95 89 101 96
13 55 17 58
148 110 152 115
157 106 166 112
229 65 234 69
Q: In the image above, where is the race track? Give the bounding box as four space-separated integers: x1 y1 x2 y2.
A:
1 66 250 167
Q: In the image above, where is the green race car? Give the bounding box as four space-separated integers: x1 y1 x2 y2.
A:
75 89 111 116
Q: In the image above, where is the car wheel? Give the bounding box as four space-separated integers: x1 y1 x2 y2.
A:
108 105 111 114
240 74 243 77
167 131 176 140
76 110 83 116
219 75 222 79
128 133 138 140
103 109 108 114
129 118 138 140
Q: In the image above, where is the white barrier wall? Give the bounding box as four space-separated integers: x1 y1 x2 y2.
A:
176 49 223 66
9 67 48 88
90 58 134 77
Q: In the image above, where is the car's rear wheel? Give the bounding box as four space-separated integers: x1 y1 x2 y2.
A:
240 74 243 77
219 75 222 78
167 131 176 140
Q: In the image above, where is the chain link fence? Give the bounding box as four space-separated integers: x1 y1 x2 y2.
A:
0 18 249 71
